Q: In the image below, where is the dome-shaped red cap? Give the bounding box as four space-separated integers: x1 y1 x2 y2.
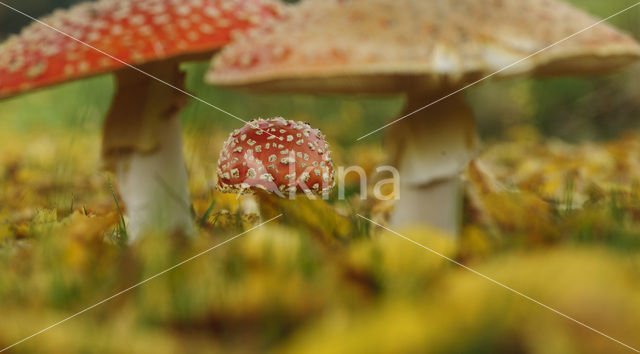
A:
216 117 334 196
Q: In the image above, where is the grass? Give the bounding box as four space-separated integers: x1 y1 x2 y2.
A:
108 178 128 244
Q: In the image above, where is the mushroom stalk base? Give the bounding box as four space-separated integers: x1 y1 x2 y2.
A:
387 92 478 236
114 116 193 241
103 64 192 241
392 177 462 235
239 194 262 225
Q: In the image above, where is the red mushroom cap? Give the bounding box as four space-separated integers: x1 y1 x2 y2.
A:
217 117 334 196
207 0 640 93
0 0 283 99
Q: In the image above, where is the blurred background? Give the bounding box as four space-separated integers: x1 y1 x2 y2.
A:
1 1 640 353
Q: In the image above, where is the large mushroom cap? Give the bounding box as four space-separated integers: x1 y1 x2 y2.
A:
0 0 283 99
207 0 640 94
217 117 334 196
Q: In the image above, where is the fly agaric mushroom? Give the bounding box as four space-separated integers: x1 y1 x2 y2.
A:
206 0 640 236
0 0 283 240
217 117 334 218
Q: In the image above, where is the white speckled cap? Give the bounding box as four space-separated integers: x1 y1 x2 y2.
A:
0 0 283 99
216 117 334 195
207 0 640 94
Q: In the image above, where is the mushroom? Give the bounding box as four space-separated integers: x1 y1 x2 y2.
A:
206 0 640 236
216 117 334 219
0 0 283 241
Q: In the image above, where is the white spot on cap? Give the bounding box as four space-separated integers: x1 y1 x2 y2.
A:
86 31 101 42
154 14 171 25
25 62 47 78
300 172 310 183
272 45 286 59
204 6 220 18
78 61 90 73
176 5 191 16
129 15 145 26
111 24 124 35
187 31 199 41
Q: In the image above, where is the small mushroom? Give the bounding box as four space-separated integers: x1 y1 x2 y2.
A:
206 0 640 236
0 0 284 241
216 117 335 219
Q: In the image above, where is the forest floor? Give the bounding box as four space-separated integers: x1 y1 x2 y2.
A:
1 125 640 353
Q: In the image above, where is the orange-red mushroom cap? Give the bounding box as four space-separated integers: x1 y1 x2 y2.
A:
217 117 334 196
0 0 283 99
207 0 640 94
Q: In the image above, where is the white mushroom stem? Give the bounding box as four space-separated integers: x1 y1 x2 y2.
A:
102 63 193 241
239 194 262 221
113 115 193 241
387 91 478 236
